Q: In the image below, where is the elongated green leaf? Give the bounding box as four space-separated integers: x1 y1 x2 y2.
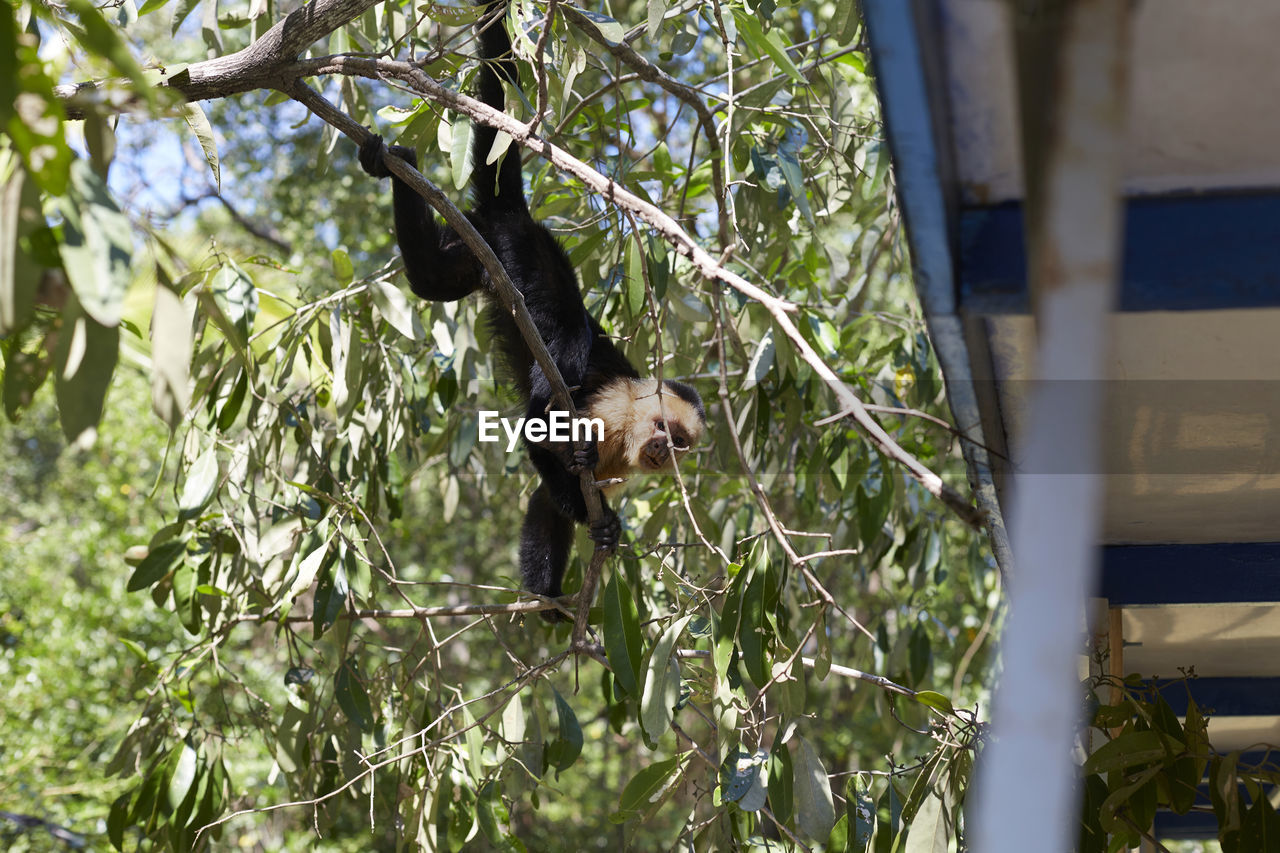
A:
150 277 192 427
450 114 472 191
181 102 219 191
1081 729 1165 775
127 540 185 591
546 686 583 773
284 541 329 604
793 735 835 840
59 160 132 327
739 569 769 688
617 754 682 819
335 658 374 731
570 7 624 44
370 278 424 340
603 573 642 698
733 11 804 83
179 446 218 518
54 302 119 442
640 614 692 740
0 151 42 334
903 792 948 853
166 743 198 811
848 776 875 850
912 690 954 715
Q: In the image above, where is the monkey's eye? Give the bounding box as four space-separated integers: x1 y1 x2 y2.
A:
655 419 667 432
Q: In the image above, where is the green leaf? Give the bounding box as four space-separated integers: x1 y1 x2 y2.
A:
640 614 692 741
370 278 425 340
908 622 931 685
912 690 954 715
209 260 257 338
166 742 198 811
53 302 120 442
181 102 219 191
848 776 875 850
127 540 185 591
739 568 769 689
312 559 348 639
150 276 192 428
58 160 133 327
769 744 794 826
450 113 472 191
1081 729 1165 775
1078 774 1108 853
617 754 682 819
0 151 42 334
545 686 583 773
745 330 775 387
331 247 353 284
283 541 329 605
570 7 624 44
792 735 835 840
733 10 804 83
0 5 16 130
107 792 130 850
903 792 948 853
646 0 666 39
602 573 643 698
335 658 374 731
626 241 645 317
179 446 218 518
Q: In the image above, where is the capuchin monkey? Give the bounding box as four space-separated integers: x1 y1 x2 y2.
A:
359 0 706 606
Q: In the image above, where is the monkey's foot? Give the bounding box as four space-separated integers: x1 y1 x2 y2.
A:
588 512 621 551
358 136 418 179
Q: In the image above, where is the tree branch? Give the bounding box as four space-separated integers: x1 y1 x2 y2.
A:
55 0 382 118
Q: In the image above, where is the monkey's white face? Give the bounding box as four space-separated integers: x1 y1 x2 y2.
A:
637 416 696 470
588 378 705 480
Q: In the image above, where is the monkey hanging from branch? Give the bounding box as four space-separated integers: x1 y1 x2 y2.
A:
359 0 706 608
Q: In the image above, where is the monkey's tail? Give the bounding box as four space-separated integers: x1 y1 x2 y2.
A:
472 1 526 214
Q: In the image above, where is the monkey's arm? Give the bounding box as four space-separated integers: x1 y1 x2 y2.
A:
359 137 484 302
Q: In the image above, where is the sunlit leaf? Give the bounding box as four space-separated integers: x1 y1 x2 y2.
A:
58 160 133 327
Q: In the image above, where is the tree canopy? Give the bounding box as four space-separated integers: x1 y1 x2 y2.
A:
0 0 995 849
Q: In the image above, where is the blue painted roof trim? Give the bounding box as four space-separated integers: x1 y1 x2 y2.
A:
961 194 1280 313
1102 543 1280 605
1150 677 1280 716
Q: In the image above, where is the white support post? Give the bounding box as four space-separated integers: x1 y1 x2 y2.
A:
968 1 1132 850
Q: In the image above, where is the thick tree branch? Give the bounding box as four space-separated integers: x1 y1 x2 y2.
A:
55 0 381 118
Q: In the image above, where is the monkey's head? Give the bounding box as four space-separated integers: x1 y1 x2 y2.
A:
589 378 706 481
634 380 706 471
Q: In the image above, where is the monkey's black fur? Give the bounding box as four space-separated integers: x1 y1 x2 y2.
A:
360 0 704 605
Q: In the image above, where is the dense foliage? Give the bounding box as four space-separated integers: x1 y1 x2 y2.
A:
1 0 1001 849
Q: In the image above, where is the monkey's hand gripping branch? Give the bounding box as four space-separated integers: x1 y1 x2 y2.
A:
287 81 609 649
